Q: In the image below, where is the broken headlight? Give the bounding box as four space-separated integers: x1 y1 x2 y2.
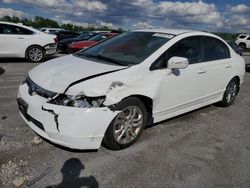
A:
49 94 105 108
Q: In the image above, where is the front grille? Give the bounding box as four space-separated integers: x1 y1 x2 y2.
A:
17 98 45 131
26 76 57 98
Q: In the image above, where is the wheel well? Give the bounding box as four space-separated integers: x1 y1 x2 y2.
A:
129 95 153 125
25 45 44 55
233 76 240 94
234 76 240 84
239 42 246 47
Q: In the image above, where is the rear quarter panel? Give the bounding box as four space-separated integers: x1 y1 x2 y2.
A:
231 52 245 85
21 33 56 56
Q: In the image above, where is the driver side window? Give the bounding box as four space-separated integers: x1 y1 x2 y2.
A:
166 36 202 64
150 36 203 70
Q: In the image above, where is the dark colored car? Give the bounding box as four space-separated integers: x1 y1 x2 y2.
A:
227 41 243 56
56 30 80 42
67 33 119 53
57 32 97 52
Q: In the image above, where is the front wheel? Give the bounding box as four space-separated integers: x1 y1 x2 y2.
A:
220 78 239 107
26 46 45 63
103 97 148 150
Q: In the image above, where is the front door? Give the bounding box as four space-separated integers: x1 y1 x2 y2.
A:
153 36 206 122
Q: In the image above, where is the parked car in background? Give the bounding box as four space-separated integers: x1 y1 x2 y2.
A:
235 34 250 50
56 30 80 41
40 28 64 35
0 21 57 62
57 32 97 53
67 32 119 53
227 41 243 56
17 29 245 150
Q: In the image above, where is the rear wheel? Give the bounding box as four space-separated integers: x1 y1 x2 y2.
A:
220 78 239 107
26 46 45 63
103 97 148 150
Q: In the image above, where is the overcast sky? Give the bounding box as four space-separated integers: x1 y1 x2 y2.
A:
0 0 249 32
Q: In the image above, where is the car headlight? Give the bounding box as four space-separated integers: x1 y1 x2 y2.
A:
49 94 105 108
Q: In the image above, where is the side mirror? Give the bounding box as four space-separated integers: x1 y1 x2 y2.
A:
167 56 189 69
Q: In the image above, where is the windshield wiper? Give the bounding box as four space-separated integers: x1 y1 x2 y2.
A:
83 53 125 66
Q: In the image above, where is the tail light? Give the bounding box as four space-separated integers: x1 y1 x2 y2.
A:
54 37 58 43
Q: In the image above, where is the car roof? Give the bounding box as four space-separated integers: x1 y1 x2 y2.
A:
41 28 63 30
0 21 25 26
0 21 39 32
134 29 201 35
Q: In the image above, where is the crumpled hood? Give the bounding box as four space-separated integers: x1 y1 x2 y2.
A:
28 55 126 93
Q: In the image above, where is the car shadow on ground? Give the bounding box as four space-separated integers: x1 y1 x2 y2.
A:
39 135 98 153
0 58 27 63
246 66 250 73
0 67 5 75
45 158 99 188
146 104 217 129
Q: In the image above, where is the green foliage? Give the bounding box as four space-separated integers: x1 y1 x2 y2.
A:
213 32 239 41
2 16 17 22
0 15 124 32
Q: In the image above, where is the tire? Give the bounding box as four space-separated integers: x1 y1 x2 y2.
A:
239 43 246 51
67 47 74 54
220 78 239 107
103 97 148 150
25 46 45 63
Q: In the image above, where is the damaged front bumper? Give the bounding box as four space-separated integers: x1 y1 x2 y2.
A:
44 43 57 55
17 83 119 150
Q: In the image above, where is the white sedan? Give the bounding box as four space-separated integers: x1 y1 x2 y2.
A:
17 29 245 150
0 21 57 62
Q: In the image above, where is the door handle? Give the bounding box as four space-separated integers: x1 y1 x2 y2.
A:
225 66 232 69
18 37 24 39
197 70 207 74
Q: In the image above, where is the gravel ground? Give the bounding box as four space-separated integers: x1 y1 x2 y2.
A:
0 54 249 188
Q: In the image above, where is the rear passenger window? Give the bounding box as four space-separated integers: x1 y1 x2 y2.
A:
19 27 34 35
166 36 202 64
0 24 33 35
204 37 230 61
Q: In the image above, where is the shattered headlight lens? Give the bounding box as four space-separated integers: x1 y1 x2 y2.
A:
49 94 105 108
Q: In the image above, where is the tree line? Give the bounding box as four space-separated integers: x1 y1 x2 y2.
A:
0 15 124 32
0 15 240 40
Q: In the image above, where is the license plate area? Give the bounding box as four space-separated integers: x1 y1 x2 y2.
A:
17 98 28 115
17 98 45 131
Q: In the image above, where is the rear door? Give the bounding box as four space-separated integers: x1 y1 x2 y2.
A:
201 36 233 101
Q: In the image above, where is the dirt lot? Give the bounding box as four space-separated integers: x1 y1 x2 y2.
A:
0 54 250 188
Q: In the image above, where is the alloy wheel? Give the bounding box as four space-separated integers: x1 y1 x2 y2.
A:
28 48 43 62
113 106 143 144
226 80 237 104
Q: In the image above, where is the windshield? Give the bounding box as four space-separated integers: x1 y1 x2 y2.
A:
90 33 109 42
76 32 172 66
77 33 92 40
